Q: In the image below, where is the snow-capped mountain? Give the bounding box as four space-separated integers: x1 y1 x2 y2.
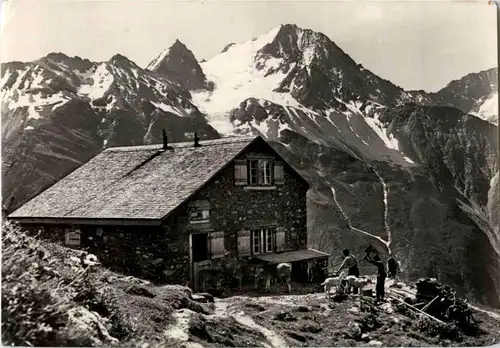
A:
1 24 499 307
1 51 219 219
433 67 498 124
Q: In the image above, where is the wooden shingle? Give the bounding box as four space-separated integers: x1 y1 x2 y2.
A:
9 136 259 221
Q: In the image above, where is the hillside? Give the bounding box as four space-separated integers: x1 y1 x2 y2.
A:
1 24 499 307
2 222 500 347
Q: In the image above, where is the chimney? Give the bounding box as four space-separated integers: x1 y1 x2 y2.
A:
162 129 168 150
194 132 200 147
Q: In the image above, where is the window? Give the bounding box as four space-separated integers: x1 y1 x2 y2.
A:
252 230 260 254
248 159 273 186
260 160 272 185
189 208 210 223
249 160 258 185
65 228 81 247
234 158 284 187
251 228 276 254
188 200 210 224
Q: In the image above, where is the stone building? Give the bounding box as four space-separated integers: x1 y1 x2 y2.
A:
8 135 329 291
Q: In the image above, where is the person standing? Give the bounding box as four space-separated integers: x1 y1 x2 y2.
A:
387 256 398 279
364 253 386 303
335 249 360 294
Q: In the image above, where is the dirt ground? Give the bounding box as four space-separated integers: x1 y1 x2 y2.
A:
162 281 500 348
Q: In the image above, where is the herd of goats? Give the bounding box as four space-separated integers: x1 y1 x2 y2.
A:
198 259 373 298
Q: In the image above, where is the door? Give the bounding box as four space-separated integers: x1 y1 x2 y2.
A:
191 232 211 291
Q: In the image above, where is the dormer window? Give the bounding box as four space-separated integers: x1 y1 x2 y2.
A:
248 159 272 185
234 158 284 188
188 200 210 224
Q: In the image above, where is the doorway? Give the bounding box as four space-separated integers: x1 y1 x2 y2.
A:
190 232 211 291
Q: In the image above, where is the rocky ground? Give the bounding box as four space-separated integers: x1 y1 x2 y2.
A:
164 282 500 348
2 222 500 347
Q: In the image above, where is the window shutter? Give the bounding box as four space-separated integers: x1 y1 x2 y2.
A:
237 230 251 257
274 161 284 185
234 160 248 186
210 231 225 259
276 227 286 252
65 228 81 247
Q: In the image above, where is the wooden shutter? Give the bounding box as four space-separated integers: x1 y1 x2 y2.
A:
237 230 251 257
65 228 81 247
234 160 248 186
210 231 225 259
275 227 286 252
274 161 284 185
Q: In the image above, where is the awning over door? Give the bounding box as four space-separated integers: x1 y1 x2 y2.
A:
254 248 330 264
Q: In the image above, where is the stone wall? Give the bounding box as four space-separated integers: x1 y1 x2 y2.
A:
21 222 191 285
171 141 309 259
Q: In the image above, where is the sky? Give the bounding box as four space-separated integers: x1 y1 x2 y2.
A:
0 0 496 92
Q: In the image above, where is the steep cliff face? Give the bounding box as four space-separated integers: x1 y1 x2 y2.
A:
2 24 499 306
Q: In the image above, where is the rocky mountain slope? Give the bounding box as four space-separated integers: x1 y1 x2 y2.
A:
432 68 498 124
1 24 498 307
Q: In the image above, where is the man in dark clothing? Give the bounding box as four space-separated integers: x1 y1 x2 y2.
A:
364 253 386 303
335 249 360 294
387 257 398 279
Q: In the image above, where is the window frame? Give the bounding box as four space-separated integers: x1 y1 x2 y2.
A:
247 159 274 186
65 228 81 247
252 229 261 254
251 227 276 255
189 207 210 224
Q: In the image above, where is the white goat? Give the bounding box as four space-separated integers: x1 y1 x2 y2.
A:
344 275 372 294
321 271 346 299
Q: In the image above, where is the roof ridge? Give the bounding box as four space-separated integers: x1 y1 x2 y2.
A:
104 135 259 152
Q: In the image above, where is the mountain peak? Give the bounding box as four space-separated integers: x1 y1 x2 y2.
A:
147 40 209 90
257 23 338 65
146 39 189 71
108 54 140 70
172 39 186 48
109 53 130 63
44 52 71 62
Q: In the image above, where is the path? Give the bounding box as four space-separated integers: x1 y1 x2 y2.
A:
211 297 289 348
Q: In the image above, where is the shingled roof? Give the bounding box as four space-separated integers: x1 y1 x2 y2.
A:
9 135 264 222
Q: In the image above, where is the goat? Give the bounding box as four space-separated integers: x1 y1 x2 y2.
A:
344 275 372 294
223 260 243 291
255 262 292 293
321 271 346 299
198 268 224 291
306 259 318 283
